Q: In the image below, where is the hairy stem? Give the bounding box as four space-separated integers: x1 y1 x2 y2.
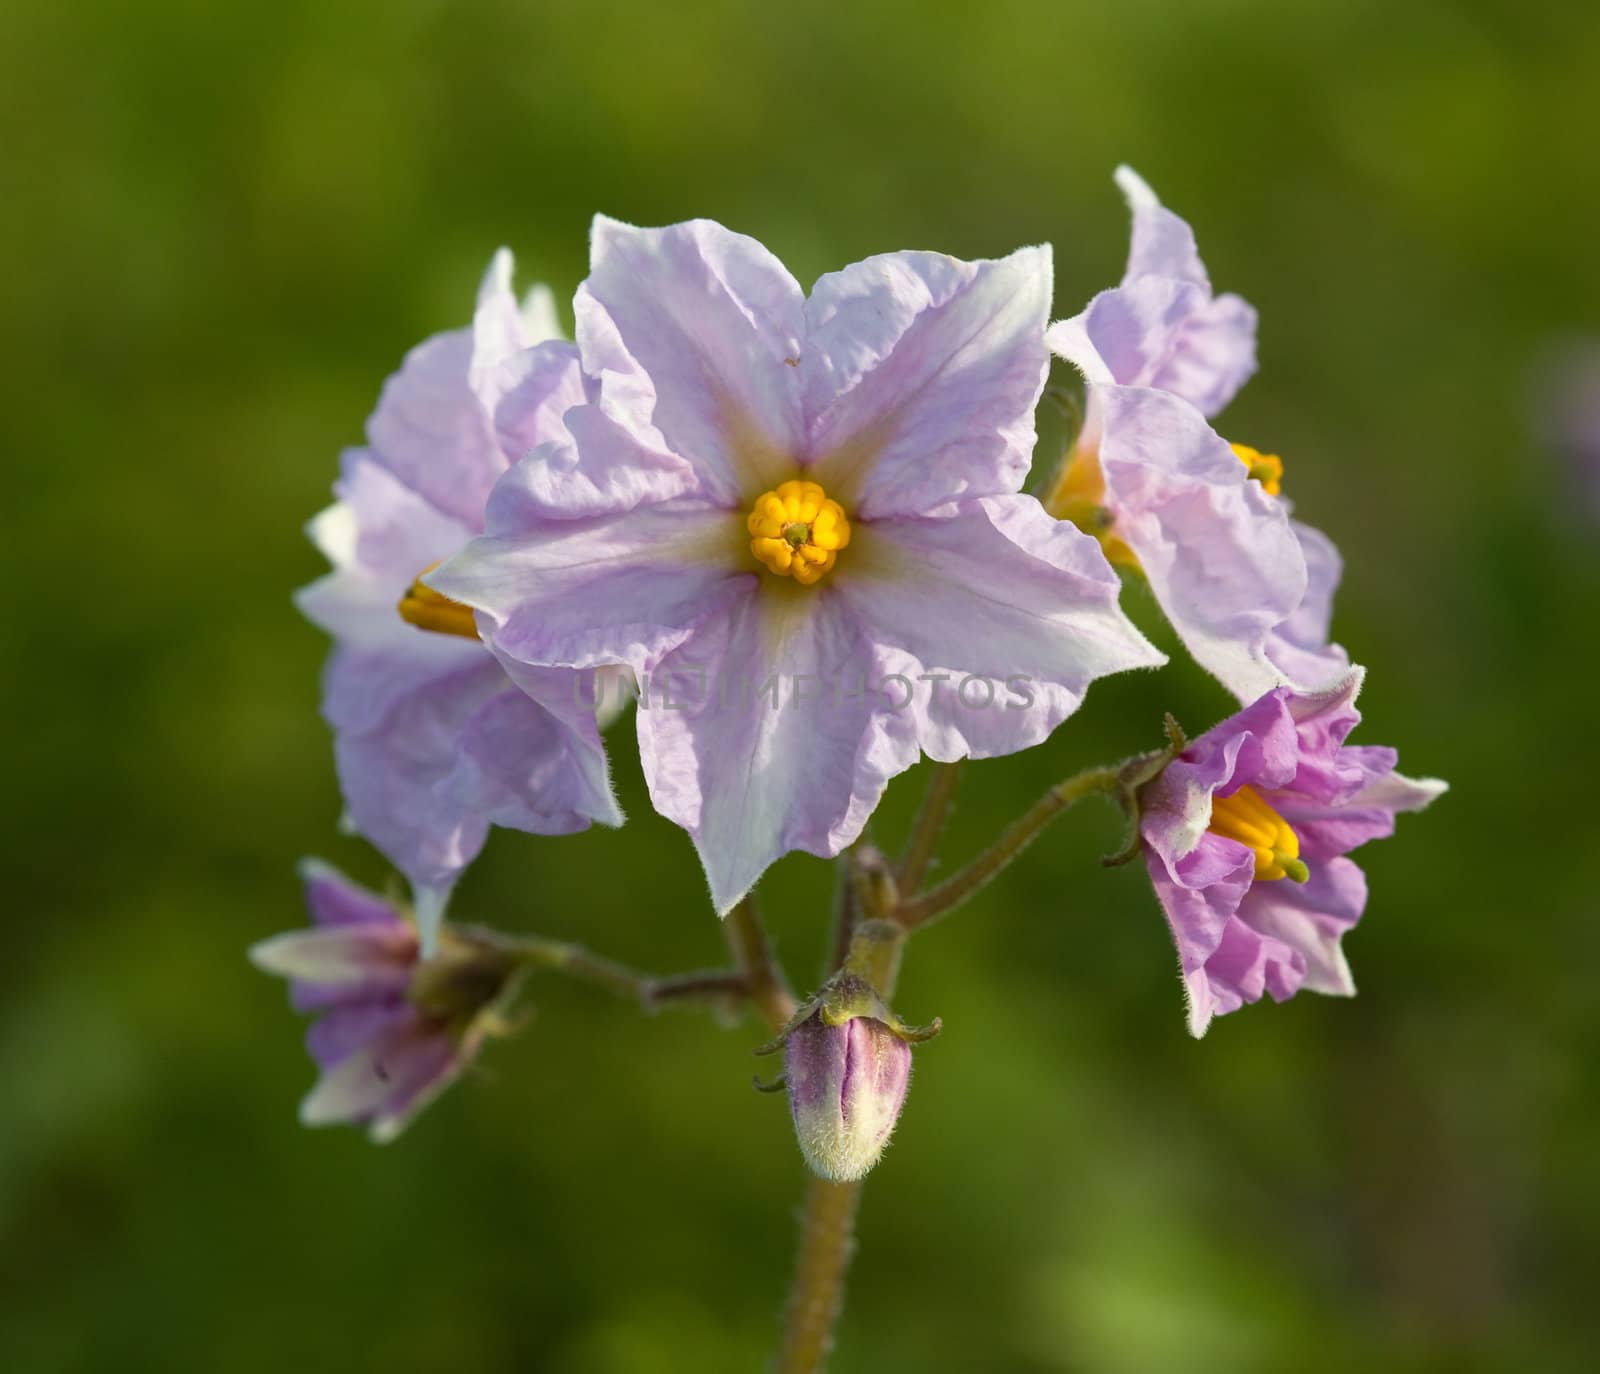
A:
641 968 753 1011
895 766 1121 930
726 894 797 1034
896 762 963 892
772 1177 865 1374
827 857 860 975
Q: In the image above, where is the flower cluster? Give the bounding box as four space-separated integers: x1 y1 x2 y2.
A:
259 167 1442 1148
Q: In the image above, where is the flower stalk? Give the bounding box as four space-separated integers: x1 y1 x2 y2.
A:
895 762 963 892
894 765 1122 930
773 1177 864 1374
726 895 798 1033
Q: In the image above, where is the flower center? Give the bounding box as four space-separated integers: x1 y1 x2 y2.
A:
747 479 851 586
1044 446 1139 569
398 562 479 639
1207 785 1309 883
1230 443 1284 497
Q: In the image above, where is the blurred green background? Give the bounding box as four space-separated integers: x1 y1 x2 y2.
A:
5 0 1599 1370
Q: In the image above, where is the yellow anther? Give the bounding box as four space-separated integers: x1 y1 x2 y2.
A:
1207 785 1309 883
1044 446 1140 570
747 478 851 586
1230 443 1284 497
398 562 479 640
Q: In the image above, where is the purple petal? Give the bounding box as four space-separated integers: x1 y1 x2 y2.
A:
835 494 1164 760
1145 291 1257 418
1140 690 1303 864
1183 915 1305 1038
574 215 806 505
1234 855 1368 997
1048 168 1256 420
468 248 562 413
369 1031 469 1144
1145 836 1257 984
365 330 502 531
304 998 413 1069
1096 385 1306 702
445 655 623 832
430 500 747 671
1116 166 1210 288
802 246 1053 518
636 591 914 913
331 653 611 893
1266 520 1351 691
298 1017 441 1130
474 340 587 476
296 453 479 652
297 859 406 929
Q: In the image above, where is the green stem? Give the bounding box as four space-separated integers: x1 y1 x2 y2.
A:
895 762 963 892
772 1177 864 1374
641 968 753 1011
894 766 1121 931
826 856 860 975
726 895 797 1034
491 934 656 1002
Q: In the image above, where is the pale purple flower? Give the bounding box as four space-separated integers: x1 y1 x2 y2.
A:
1138 669 1445 1037
432 217 1165 911
1046 169 1349 702
786 1013 913 1182
250 860 524 1142
296 251 622 945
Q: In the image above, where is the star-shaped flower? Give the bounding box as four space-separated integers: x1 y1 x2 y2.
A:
433 218 1164 911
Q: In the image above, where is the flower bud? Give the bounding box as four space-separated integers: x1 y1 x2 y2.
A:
785 1012 912 1182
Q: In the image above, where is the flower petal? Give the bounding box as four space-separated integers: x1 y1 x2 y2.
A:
430 500 748 671
365 334 500 530
1096 385 1306 702
447 654 624 832
296 452 479 652
574 215 806 505
1115 165 1210 287
330 653 614 894
299 1017 439 1130
835 494 1165 759
1234 855 1368 998
304 998 413 1069
636 591 917 913
297 858 406 929
369 1033 470 1144
804 246 1053 519
249 924 416 986
1266 520 1351 691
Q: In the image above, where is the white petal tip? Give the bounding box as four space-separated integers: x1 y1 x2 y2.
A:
1113 165 1160 210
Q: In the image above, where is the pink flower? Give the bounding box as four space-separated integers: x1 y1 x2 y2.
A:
249 861 525 1142
1139 670 1444 1036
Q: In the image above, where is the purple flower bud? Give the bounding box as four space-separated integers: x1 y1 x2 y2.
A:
785 1013 913 1182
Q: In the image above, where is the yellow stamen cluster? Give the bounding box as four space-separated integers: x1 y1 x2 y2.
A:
398 562 479 640
747 479 851 586
1230 443 1284 497
1207 784 1309 883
